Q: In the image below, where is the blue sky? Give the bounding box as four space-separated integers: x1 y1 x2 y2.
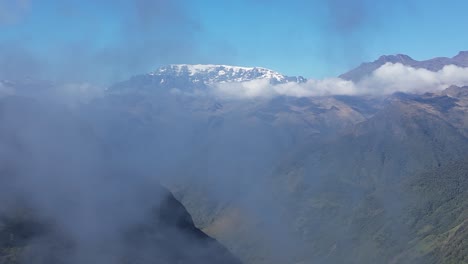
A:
1 0 468 82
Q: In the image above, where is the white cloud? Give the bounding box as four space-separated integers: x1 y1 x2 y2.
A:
209 63 468 99
212 79 273 99
359 63 468 94
212 78 357 99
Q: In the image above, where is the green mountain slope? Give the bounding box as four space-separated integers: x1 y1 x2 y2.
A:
181 89 468 264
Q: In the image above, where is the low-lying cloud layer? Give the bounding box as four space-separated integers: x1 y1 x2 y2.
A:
3 63 468 103
212 63 468 99
360 63 468 94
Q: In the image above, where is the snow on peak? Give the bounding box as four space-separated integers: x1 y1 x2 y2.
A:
150 64 296 84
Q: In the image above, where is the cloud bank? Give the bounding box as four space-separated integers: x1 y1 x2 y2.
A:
360 63 468 94
211 63 468 99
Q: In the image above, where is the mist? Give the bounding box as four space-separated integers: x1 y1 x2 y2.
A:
1 1 467 264
0 89 249 263
0 1 251 263
1 52 466 264
210 63 468 99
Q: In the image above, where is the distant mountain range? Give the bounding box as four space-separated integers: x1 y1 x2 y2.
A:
340 51 468 82
152 64 307 84
104 51 468 99
109 64 306 95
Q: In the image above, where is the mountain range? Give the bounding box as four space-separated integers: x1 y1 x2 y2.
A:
340 51 468 82
109 64 307 95
1 51 468 264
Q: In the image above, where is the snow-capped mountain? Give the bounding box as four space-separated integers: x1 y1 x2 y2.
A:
110 64 306 93
151 64 306 84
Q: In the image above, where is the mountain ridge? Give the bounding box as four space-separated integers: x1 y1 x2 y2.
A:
151 64 307 84
340 51 468 82
110 64 306 94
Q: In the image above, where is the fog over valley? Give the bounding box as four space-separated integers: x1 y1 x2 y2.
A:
0 1 467 264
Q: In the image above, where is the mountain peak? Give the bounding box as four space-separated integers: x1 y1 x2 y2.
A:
167 64 258 71
156 64 278 78
341 51 468 82
455 50 468 56
110 64 307 93
377 54 415 63
149 64 306 84
453 51 468 60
